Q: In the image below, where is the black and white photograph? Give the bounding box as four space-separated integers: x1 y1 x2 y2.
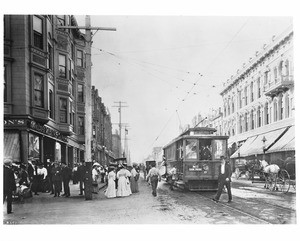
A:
1 0 299 240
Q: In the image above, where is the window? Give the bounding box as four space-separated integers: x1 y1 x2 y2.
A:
285 59 290 76
250 82 254 102
257 107 261 128
239 116 242 133
69 58 72 80
265 103 269 125
238 91 242 109
57 15 65 26
245 113 248 132
49 89 54 119
77 50 83 67
78 116 85 135
78 84 84 102
71 43 75 60
69 101 73 125
274 67 278 83
59 98 67 123
47 44 53 71
33 16 43 49
72 78 75 96
285 94 290 118
232 98 234 113
34 73 44 107
4 65 7 102
251 110 254 130
264 71 268 85
244 86 248 106
59 54 66 78
257 78 261 98
274 100 278 122
185 139 197 159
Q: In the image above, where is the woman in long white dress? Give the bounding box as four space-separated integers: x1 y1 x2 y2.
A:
105 168 116 198
116 165 131 197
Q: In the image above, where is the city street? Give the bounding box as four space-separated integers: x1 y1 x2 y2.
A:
3 173 296 224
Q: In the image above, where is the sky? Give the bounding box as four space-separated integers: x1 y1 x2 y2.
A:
74 15 293 162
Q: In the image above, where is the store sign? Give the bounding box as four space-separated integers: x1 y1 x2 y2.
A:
4 119 27 127
30 121 67 142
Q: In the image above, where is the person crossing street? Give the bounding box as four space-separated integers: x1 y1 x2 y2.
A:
146 163 161 197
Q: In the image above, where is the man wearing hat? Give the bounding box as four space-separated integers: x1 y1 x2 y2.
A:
3 158 17 214
213 156 232 203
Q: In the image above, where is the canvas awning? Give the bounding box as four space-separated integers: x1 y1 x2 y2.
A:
230 127 289 158
230 135 258 158
266 126 295 153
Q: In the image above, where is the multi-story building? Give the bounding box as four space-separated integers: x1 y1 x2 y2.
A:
112 130 122 158
91 86 114 165
3 15 89 167
219 27 294 162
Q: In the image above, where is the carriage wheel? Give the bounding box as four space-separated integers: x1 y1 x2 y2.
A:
235 168 240 179
277 169 290 193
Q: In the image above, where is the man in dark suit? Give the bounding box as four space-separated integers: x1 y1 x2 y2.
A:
77 162 85 195
61 163 72 197
213 156 232 203
3 158 16 214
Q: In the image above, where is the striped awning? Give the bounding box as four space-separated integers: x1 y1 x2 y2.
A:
266 126 295 153
230 127 289 158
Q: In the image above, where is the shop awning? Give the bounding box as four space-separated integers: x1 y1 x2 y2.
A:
230 127 289 158
266 126 295 153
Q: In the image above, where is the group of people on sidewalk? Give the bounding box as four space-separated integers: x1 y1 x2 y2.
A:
104 163 140 198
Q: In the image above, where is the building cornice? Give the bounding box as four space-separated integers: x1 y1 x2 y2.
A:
220 27 293 96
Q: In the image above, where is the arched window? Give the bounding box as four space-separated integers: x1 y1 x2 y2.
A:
245 113 248 132
250 82 254 102
265 103 269 125
274 99 278 122
285 94 290 118
239 115 243 133
257 106 261 128
279 60 283 76
250 109 254 130
285 59 290 76
257 78 261 98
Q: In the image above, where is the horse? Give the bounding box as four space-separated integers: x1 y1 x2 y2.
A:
259 160 280 190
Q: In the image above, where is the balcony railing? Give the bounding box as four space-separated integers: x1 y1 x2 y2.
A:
264 75 294 97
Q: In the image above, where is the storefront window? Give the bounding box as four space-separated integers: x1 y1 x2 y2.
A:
4 132 21 163
29 133 40 160
185 139 197 159
55 142 61 162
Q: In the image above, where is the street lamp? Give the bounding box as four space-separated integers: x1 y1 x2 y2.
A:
262 135 267 160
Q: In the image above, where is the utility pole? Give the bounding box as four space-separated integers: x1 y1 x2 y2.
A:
112 101 128 157
58 16 116 200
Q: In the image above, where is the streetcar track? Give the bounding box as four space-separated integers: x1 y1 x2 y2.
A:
196 192 272 224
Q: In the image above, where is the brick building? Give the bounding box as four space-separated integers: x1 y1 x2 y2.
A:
3 15 89 166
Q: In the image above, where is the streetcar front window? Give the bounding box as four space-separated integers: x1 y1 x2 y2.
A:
199 140 212 160
212 139 227 159
185 139 197 159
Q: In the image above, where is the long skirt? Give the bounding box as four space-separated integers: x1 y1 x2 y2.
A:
130 177 139 193
105 179 116 198
117 176 131 197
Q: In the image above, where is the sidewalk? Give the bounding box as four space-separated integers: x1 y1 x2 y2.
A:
3 181 107 224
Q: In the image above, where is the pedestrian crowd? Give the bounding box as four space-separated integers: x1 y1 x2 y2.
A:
104 162 140 198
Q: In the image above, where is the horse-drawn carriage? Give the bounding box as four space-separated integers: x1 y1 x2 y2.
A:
255 157 295 193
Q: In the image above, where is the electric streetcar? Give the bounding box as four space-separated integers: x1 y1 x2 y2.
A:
162 127 229 191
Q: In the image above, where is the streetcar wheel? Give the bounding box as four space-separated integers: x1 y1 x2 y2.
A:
277 170 290 193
